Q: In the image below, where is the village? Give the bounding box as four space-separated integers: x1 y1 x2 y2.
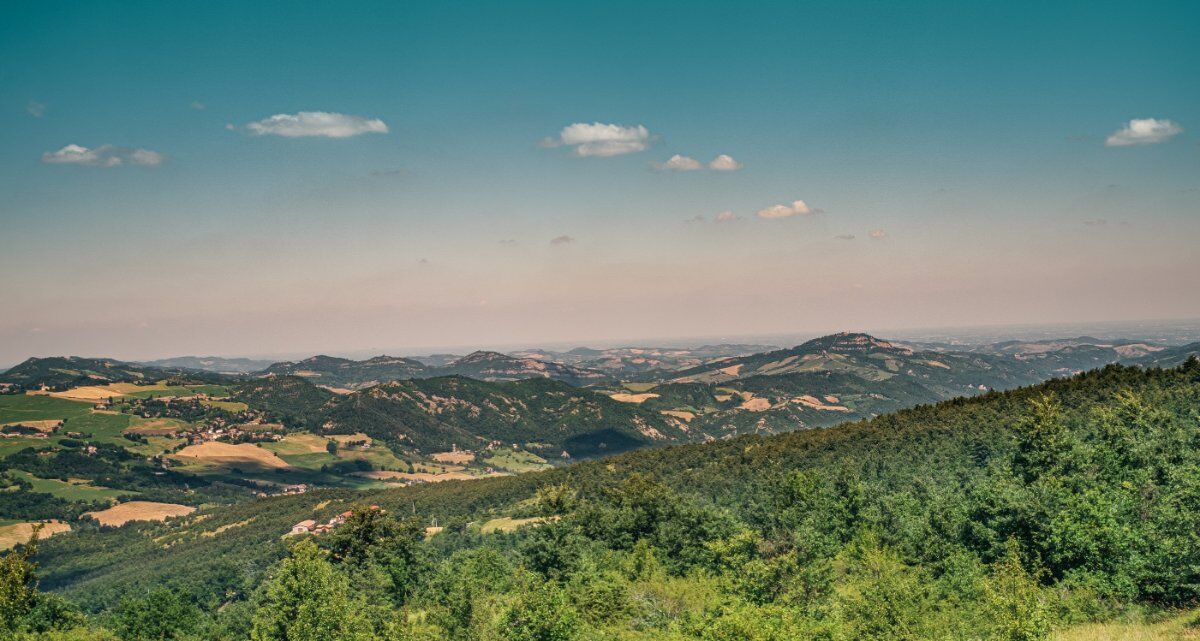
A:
288 504 384 537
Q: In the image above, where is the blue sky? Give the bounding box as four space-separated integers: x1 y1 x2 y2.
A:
1 0 1198 362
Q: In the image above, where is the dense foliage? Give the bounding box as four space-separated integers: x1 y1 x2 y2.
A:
9 360 1200 639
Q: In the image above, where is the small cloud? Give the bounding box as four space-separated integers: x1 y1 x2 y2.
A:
26 101 45 118
708 154 743 171
714 211 740 222
684 214 706 223
756 200 814 219
549 235 575 245
190 101 206 111
868 229 887 239
1105 118 1182 147
834 234 856 240
418 258 429 264
42 144 165 167
243 111 389 138
1083 218 1108 226
224 123 236 131
498 239 519 246
653 154 703 171
541 122 651 157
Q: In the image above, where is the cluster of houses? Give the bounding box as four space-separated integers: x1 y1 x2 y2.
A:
289 505 384 536
255 483 310 498
182 422 284 446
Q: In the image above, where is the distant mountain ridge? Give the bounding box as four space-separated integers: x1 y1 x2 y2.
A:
259 351 606 389
140 355 276 374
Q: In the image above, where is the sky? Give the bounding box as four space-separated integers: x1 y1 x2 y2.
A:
1 0 1198 364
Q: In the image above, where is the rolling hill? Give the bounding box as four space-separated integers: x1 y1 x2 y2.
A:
258 351 607 389
29 359 1200 627
317 375 684 456
259 355 430 389
0 357 173 391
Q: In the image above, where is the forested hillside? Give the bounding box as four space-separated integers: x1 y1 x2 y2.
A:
5 359 1198 640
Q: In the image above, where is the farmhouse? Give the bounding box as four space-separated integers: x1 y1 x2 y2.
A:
290 519 316 535
287 505 385 538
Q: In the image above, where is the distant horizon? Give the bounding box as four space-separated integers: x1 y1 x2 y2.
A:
4 316 1198 370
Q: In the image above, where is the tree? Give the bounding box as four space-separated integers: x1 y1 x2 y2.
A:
250 541 370 641
499 581 578 641
322 506 423 604
1 531 84 635
0 534 40 633
113 588 199 640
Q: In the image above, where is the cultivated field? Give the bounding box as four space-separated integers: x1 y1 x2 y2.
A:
430 450 475 464
171 442 291 470
0 394 92 424
608 392 660 404
84 501 196 527
9 470 128 502
0 520 71 550
478 516 546 534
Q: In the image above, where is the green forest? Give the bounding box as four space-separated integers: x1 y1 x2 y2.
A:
5 360 1200 640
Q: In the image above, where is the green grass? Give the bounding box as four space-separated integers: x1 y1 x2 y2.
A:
53 412 185 456
201 399 249 412
60 411 130 442
120 383 231 399
0 394 93 424
1053 609 1200 640
8 470 130 502
621 382 658 392
0 437 55 458
481 448 552 473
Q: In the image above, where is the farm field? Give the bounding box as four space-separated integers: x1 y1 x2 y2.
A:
477 516 546 534
170 442 291 471
9 470 129 502
49 382 231 401
0 519 71 550
0 393 92 424
84 501 195 527
0 436 55 458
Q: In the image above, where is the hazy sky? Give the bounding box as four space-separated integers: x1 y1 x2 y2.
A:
2 0 1198 363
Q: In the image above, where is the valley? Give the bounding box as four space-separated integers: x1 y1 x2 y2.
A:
2 330 1196 557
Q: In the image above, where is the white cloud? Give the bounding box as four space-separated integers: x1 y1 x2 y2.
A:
550 235 576 245
869 229 887 239
542 122 651 157
756 200 814 219
653 154 703 171
41 144 165 167
26 101 45 118
715 211 740 222
190 101 206 111
708 154 743 171
244 111 389 138
1105 118 1183 147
